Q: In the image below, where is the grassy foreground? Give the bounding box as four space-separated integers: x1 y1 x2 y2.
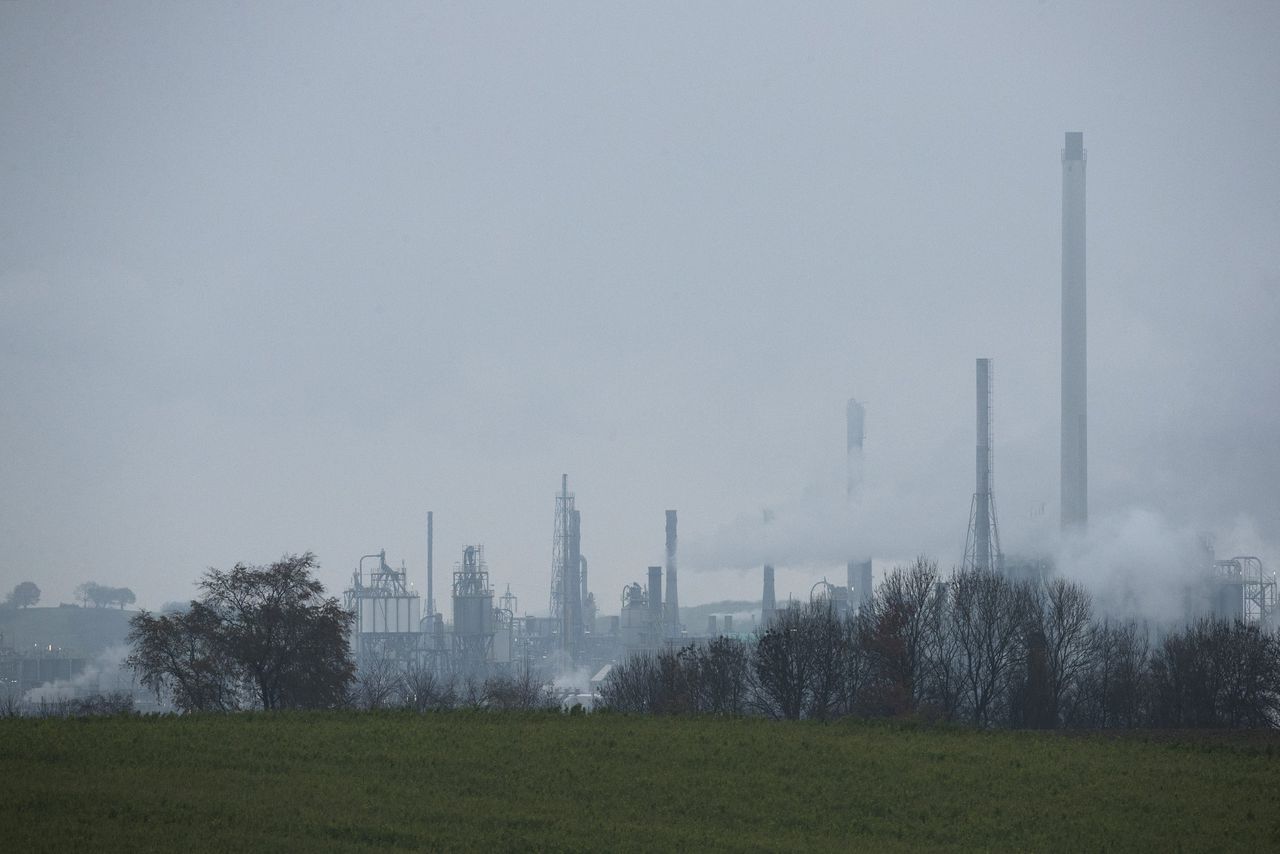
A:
2 712 1278 852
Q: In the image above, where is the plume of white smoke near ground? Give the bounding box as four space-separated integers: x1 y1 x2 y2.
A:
552 665 595 694
1055 510 1279 623
22 644 134 704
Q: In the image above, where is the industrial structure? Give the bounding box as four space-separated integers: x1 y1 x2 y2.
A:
761 564 776 627
452 545 499 673
549 475 591 663
1061 130 1088 531
845 398 874 610
846 398 865 500
963 358 1003 573
665 510 681 640
345 550 424 673
847 560 873 610
328 132 1274 689
1209 555 1278 626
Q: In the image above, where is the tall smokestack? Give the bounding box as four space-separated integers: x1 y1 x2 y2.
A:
647 565 663 646
665 510 679 639
846 398 866 499
847 559 872 610
565 508 582 657
426 510 434 616
975 358 994 570
1061 131 1088 530
964 359 1002 573
761 564 776 627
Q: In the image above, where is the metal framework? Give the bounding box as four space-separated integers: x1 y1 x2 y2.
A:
1213 556 1277 625
549 475 584 660
963 359 1003 573
809 578 851 620
344 550 427 672
549 476 571 616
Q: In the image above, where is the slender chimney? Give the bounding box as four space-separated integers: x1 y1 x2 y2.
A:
1061 131 1088 530
847 559 873 610
963 359 1002 573
976 358 993 570
762 564 776 627
426 511 434 616
565 508 582 657
647 565 663 647
665 510 680 639
846 398 866 500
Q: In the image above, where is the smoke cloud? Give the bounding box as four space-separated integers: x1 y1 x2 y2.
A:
22 644 134 705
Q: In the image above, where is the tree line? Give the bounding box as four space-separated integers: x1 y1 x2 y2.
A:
76 582 137 609
121 551 1279 727
600 557 1280 729
0 579 137 610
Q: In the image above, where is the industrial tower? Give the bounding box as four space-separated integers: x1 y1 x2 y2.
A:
846 398 873 610
963 358 1003 573
1061 131 1088 530
761 564 776 627
452 545 495 674
550 474 584 659
665 510 680 639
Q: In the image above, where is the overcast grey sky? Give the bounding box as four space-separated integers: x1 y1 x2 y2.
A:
2 2 1278 612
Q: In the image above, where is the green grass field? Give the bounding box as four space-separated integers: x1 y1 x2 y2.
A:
2 712 1277 852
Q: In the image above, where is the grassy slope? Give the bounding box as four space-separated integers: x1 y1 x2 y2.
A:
2 713 1278 852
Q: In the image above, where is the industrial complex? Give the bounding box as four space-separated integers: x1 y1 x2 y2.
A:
4 133 1274 706
328 131 1274 691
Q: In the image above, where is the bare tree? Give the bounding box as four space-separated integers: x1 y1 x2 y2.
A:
752 605 817 720
921 580 962 721
948 569 1026 726
403 667 458 712
598 653 662 713
835 614 870 717
1150 619 1280 728
1074 618 1150 729
752 601 845 720
484 670 555 710
352 657 404 710
857 557 942 717
688 636 751 716
1036 577 1095 726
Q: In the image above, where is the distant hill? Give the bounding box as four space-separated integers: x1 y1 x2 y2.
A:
597 600 764 634
0 606 135 657
680 599 760 622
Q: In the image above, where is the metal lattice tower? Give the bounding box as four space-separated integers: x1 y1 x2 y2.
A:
549 474 572 619
549 474 583 659
963 359 1003 573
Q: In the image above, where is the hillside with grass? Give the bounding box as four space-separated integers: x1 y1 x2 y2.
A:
2 712 1277 851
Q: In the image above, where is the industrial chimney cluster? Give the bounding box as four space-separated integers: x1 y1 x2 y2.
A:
338 133 1273 696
